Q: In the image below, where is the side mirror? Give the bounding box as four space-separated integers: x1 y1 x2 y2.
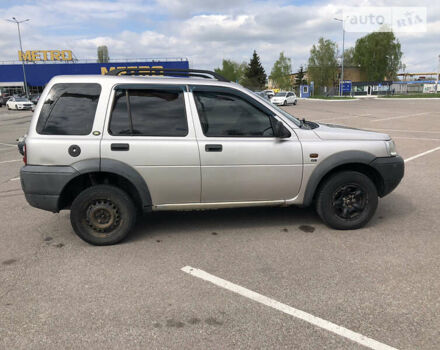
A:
273 119 291 138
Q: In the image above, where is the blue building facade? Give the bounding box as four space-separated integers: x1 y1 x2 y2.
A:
0 59 189 91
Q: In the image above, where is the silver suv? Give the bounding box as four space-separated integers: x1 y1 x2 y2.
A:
19 69 404 245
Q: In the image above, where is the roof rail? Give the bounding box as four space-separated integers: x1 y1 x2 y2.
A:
106 68 230 82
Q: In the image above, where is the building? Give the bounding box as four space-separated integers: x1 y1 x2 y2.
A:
0 50 189 96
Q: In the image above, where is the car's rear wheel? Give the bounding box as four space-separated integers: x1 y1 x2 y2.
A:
283 100 287 106
293 100 297 105
70 185 137 245
316 171 378 230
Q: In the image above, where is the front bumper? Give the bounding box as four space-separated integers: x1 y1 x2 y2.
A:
370 156 404 197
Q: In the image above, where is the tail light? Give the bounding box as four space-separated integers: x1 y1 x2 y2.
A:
23 144 27 165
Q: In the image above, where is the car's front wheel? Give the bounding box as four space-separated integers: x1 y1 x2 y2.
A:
70 185 137 245
316 171 378 230
283 100 287 106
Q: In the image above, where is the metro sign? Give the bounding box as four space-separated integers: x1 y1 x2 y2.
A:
18 50 73 62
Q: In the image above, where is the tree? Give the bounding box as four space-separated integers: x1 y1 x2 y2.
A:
242 50 267 90
307 38 338 89
269 52 292 90
97 45 109 63
214 59 247 83
343 47 356 67
353 31 402 81
294 65 307 88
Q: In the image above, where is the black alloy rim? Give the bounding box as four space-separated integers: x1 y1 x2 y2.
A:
332 184 367 220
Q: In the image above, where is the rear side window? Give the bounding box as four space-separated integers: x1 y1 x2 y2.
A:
109 88 188 136
36 83 101 135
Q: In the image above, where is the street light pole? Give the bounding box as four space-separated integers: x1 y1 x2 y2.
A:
334 18 345 96
436 54 440 94
7 17 30 99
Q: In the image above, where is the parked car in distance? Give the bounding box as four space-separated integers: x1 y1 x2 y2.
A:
6 97 34 110
30 94 40 104
264 89 275 99
271 91 297 106
255 91 271 101
19 69 404 245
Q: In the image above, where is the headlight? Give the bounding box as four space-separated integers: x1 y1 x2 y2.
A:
385 140 397 156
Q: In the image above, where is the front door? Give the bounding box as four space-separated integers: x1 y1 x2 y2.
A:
189 86 303 203
101 84 200 205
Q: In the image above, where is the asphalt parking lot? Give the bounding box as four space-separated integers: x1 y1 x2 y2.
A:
1 98 439 349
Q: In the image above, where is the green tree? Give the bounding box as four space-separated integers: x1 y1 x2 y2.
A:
353 31 402 81
97 45 109 63
214 59 246 83
242 50 267 90
307 38 338 89
343 47 356 66
269 52 292 90
294 65 307 88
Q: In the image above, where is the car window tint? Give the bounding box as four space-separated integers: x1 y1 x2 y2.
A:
109 88 188 137
193 91 274 137
36 83 101 135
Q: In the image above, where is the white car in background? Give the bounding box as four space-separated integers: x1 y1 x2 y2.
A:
271 91 297 106
6 97 34 110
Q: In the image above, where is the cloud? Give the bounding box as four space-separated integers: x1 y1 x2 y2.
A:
0 0 439 75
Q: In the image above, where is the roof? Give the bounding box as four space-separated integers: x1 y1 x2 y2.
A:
48 74 239 88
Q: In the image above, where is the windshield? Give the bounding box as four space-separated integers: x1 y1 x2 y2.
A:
15 98 28 102
250 90 301 127
274 92 287 97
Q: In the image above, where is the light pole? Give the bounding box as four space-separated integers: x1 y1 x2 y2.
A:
7 17 30 99
436 54 440 94
334 18 345 96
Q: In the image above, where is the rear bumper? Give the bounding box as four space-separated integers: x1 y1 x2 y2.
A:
20 165 78 212
370 156 404 197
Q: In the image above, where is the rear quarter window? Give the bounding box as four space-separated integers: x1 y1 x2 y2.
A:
36 83 101 135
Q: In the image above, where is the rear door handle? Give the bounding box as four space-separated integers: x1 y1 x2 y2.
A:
111 143 129 151
205 144 223 152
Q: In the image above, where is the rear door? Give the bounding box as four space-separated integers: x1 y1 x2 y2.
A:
100 84 200 205
189 86 303 203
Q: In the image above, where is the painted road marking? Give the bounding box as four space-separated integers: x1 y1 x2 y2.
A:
9 177 20 181
0 142 16 147
0 159 21 164
181 266 399 350
317 114 371 122
404 146 440 163
372 112 429 123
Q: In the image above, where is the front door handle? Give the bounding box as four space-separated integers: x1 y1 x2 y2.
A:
111 143 129 151
205 144 223 152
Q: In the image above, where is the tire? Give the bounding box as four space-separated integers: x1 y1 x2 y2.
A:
283 100 287 106
70 185 137 245
315 171 378 230
293 100 297 105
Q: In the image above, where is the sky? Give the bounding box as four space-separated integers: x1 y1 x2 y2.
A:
0 0 439 74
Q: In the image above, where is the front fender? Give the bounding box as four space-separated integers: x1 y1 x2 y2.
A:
302 150 377 206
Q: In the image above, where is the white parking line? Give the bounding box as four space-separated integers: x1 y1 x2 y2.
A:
372 112 429 123
317 114 371 122
0 142 16 147
404 146 440 163
182 266 399 350
9 177 20 181
366 128 440 134
0 159 21 164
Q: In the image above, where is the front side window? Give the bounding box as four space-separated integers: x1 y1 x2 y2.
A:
193 91 274 137
36 83 101 135
109 87 188 137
